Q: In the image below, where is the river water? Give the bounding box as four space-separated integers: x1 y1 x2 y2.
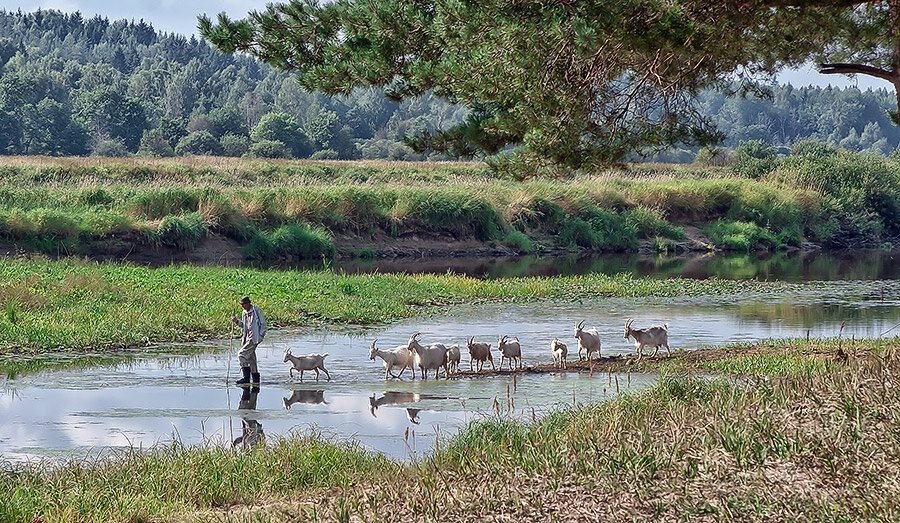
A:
2 279 900 462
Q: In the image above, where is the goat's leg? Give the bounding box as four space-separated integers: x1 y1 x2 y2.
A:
322 366 331 380
652 345 660 357
664 342 671 356
299 369 304 381
289 368 294 379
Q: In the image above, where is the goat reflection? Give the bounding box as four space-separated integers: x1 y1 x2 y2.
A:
282 389 328 409
368 392 420 418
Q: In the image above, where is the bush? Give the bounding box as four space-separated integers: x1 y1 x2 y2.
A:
92 140 129 157
174 131 223 156
558 218 597 249
220 134 250 157
26 208 80 237
310 149 339 160
155 213 207 249
693 146 732 167
270 222 335 260
703 219 782 252
138 129 175 157
624 206 685 240
732 140 777 179
791 139 837 158
243 231 275 260
502 231 533 252
245 140 291 159
129 189 200 220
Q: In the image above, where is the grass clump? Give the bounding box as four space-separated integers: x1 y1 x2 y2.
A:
154 213 207 249
271 222 336 260
502 230 533 252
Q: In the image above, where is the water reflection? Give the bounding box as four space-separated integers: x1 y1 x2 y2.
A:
233 387 265 450
369 391 420 417
307 249 900 281
283 389 328 409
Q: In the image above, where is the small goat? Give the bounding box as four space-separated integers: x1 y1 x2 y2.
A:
550 338 568 369
497 335 522 370
574 320 602 361
466 337 495 372
407 332 450 379
446 343 461 375
624 319 670 359
283 389 327 409
283 349 331 381
368 339 414 379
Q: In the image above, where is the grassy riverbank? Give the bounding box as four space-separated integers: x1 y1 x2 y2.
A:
2 337 896 521
1 151 899 260
0 256 782 356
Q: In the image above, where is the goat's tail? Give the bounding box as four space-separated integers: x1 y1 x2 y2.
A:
323 352 330 358
664 323 669 331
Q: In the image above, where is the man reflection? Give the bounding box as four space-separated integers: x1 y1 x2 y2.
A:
232 386 266 450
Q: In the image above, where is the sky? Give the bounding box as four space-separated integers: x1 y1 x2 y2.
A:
0 1 892 91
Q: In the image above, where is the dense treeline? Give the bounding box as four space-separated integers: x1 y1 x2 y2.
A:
654 86 900 162
0 9 466 160
1 9 899 162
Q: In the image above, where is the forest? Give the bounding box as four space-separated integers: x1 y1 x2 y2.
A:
1 8 898 162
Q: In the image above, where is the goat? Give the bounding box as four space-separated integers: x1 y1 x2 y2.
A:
497 335 522 370
283 349 331 381
368 391 420 417
624 319 670 359
574 320 601 361
283 389 327 409
446 343 461 374
407 332 450 379
368 339 414 379
466 337 495 372
550 338 568 369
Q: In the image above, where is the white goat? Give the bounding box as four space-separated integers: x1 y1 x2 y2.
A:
551 338 568 369
407 332 450 379
368 339 414 379
446 343 461 375
466 337 495 372
574 320 602 361
624 319 670 359
283 349 331 381
497 335 522 370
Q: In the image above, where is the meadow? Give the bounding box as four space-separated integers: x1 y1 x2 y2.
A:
0 150 897 260
2 337 896 521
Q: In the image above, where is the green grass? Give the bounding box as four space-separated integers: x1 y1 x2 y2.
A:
0 154 897 257
0 256 783 354
4 337 899 521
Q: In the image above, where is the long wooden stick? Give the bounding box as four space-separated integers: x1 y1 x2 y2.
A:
227 306 236 383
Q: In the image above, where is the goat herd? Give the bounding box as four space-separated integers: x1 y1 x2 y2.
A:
282 318 670 382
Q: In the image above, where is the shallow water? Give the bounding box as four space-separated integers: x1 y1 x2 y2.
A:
310 249 900 281
3 280 900 462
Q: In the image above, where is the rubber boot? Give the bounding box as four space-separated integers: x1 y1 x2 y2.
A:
236 366 251 385
251 372 260 386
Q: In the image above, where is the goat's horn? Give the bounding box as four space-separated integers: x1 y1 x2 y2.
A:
577 320 585 329
370 339 377 349
626 318 633 327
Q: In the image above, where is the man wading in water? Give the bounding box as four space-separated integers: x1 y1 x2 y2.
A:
232 295 267 386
